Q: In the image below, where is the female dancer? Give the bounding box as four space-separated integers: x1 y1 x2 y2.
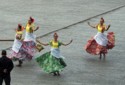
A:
10 24 25 66
36 33 73 76
23 17 43 60
85 17 115 59
24 17 39 42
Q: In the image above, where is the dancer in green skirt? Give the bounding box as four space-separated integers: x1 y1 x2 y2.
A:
36 33 73 76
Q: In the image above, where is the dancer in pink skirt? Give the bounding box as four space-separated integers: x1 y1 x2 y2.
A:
10 18 43 67
9 24 26 66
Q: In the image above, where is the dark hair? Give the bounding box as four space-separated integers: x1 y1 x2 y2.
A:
1 50 6 55
53 32 58 37
101 17 104 22
18 25 22 29
29 17 34 23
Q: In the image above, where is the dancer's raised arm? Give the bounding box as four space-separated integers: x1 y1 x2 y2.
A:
61 39 73 46
105 24 110 31
36 39 49 46
34 26 39 31
88 22 97 28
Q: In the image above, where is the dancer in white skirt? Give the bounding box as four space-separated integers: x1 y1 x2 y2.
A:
24 17 39 42
23 17 37 58
23 17 43 60
10 24 25 66
36 33 73 76
85 18 115 59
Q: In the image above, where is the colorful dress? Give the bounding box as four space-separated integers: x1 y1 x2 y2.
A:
23 23 37 59
85 24 115 55
24 23 36 42
9 31 34 60
36 40 66 73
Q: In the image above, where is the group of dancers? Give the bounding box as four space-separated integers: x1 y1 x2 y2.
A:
8 17 115 76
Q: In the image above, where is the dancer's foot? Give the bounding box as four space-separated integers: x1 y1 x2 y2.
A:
53 72 57 76
16 60 23 67
99 53 102 60
99 56 101 60
56 71 60 76
103 53 106 60
16 64 22 67
99 55 102 60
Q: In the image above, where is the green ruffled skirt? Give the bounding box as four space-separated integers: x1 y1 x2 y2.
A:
35 52 66 73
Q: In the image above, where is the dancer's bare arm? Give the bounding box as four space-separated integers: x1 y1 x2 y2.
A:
34 26 39 31
105 25 110 31
61 39 73 46
88 22 97 29
36 39 49 46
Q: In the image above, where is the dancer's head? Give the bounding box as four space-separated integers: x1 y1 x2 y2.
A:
17 24 22 31
16 24 23 39
53 32 58 40
100 17 105 25
28 17 34 24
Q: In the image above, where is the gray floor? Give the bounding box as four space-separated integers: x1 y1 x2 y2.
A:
0 0 125 85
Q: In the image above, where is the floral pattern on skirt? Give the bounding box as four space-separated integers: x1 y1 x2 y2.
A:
85 32 115 55
9 41 37 60
35 52 66 73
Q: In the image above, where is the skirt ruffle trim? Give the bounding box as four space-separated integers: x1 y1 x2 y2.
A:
85 32 115 55
9 41 37 60
35 52 66 73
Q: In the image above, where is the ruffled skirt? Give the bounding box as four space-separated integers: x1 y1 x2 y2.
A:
35 52 66 73
9 41 37 60
85 32 115 55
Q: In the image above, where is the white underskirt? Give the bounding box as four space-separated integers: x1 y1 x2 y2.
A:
12 39 22 53
24 32 36 42
50 48 64 59
94 32 108 46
